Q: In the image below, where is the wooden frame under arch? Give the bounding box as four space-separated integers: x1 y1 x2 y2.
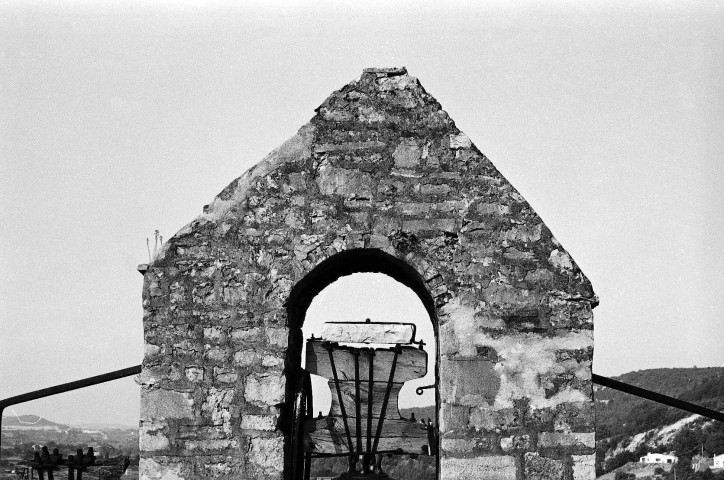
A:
282 248 440 480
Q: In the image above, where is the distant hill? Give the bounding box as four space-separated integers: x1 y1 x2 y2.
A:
1 415 69 429
1 415 139 465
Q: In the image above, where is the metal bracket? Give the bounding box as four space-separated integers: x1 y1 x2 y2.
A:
415 384 435 396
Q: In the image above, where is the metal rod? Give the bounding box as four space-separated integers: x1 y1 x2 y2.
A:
353 352 362 459
0 365 142 462
592 374 724 422
367 351 374 464
303 452 311 480
0 365 142 410
303 371 313 480
372 346 400 453
325 345 356 463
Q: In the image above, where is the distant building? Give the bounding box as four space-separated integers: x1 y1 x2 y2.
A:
640 453 678 464
713 454 724 470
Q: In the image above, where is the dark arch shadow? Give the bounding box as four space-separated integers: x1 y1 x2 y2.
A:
281 248 439 479
286 248 437 329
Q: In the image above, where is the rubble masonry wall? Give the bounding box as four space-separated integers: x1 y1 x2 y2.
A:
139 67 597 480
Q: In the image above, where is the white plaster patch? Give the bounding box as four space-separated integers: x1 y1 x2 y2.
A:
469 330 593 409
440 297 478 357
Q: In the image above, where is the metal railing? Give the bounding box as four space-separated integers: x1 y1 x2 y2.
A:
0 365 142 461
1 366 722 464
591 373 724 422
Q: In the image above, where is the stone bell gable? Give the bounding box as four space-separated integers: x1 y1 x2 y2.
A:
140 67 597 480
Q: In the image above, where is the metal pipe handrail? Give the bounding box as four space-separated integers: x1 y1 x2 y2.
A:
592 373 724 422
2 366 722 465
0 365 142 461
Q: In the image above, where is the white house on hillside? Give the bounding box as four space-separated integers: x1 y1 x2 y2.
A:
640 453 678 464
713 454 724 470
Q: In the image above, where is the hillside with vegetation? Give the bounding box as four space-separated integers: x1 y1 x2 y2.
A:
595 367 724 478
596 368 724 439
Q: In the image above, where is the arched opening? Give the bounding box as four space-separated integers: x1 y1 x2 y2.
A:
283 249 439 480
303 272 436 418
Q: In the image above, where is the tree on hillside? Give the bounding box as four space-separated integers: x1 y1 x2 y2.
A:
675 457 694 480
673 428 702 459
614 472 635 480
703 423 724 455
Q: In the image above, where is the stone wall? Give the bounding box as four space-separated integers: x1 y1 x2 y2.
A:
139 67 597 480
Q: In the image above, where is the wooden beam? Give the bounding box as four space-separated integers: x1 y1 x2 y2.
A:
327 381 407 419
306 341 427 382
321 322 416 344
304 417 429 454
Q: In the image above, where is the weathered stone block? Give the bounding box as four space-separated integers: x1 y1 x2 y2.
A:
205 346 230 362
420 183 451 196
396 202 434 216
241 414 278 431
469 407 520 432
184 439 239 451
139 458 183 480
233 349 257 367
145 344 161 357
141 389 193 421
185 366 204 382
548 249 573 272
441 455 517 480
245 372 285 406
500 434 532 452
441 437 476 453
393 139 422 168
316 163 374 198
367 234 391 250
261 354 283 367
449 133 472 149
440 357 500 406
440 403 471 432
139 423 169 452
248 437 285 476
265 327 288 347
538 432 595 449
231 327 262 343
572 454 596 480
402 218 457 233
202 388 234 434
203 326 224 340
214 367 238 383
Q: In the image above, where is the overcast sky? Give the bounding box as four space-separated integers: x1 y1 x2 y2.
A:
1 1 722 427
